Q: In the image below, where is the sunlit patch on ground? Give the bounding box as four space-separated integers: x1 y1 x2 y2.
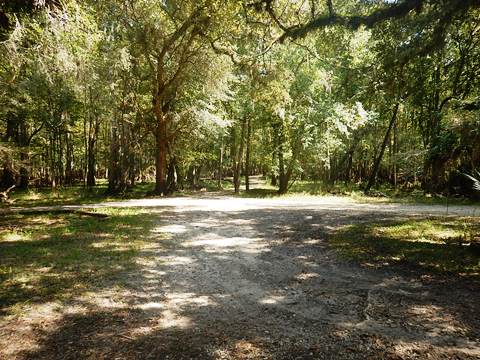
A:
258 294 286 305
185 235 261 248
295 272 320 281
330 217 480 275
153 224 188 234
1 197 479 359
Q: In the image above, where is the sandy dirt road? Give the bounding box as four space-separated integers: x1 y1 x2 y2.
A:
2 196 479 359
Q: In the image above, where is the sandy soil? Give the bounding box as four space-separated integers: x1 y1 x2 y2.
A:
1 196 479 359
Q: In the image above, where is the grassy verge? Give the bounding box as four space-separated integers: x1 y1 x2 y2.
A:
5 179 234 207
3 177 478 208
329 217 480 277
235 179 479 205
5 182 155 208
0 208 156 316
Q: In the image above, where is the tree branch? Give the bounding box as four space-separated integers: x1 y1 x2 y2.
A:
270 0 480 43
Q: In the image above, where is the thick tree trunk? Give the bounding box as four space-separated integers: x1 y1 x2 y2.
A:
19 153 29 189
365 102 400 193
4 115 17 142
1 160 15 188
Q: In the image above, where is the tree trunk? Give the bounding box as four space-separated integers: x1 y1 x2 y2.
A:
65 131 74 185
393 119 398 187
365 102 400 193
245 116 251 192
18 122 29 189
218 137 223 189
277 124 287 194
128 150 136 187
86 137 96 188
107 121 120 193
87 115 100 188
154 117 168 195
271 150 277 186
167 157 178 192
1 160 15 188
233 116 247 193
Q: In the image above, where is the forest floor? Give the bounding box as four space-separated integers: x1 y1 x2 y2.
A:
1 192 480 359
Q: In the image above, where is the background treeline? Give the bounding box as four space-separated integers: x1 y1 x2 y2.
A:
1 0 479 197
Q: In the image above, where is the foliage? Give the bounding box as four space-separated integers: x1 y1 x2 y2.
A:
330 217 480 276
0 0 479 198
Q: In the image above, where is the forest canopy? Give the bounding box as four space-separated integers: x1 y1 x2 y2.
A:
1 0 479 197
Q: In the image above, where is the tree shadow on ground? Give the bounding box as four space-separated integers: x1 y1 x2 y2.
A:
4 205 480 359
0 209 155 315
330 217 480 276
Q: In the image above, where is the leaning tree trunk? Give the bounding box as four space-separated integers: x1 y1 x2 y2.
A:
365 102 400 193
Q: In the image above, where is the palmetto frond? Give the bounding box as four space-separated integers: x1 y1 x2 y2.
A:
464 173 480 191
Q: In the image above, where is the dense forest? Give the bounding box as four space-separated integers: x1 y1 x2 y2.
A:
1 0 479 197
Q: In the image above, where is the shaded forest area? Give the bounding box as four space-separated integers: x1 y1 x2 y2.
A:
1 0 479 198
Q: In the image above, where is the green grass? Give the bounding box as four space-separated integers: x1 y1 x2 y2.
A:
233 178 479 205
0 208 156 316
329 217 480 277
5 179 234 207
237 180 370 199
3 177 478 208
173 178 234 196
5 182 155 208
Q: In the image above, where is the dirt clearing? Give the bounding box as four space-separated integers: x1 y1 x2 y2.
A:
1 196 479 359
